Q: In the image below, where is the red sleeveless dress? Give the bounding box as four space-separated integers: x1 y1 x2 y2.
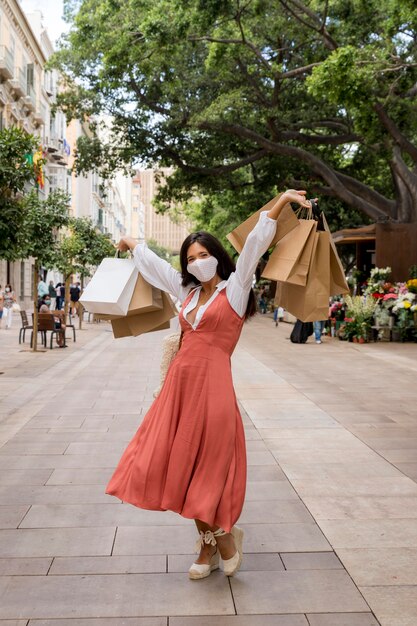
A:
105 288 247 532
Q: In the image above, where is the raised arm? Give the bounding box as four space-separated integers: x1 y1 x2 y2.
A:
118 236 190 302
227 190 312 316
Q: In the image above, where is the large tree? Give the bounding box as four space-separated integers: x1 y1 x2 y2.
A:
54 0 417 234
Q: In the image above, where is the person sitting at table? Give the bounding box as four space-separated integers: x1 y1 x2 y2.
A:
38 295 66 347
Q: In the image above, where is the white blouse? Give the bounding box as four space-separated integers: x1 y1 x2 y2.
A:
132 211 278 328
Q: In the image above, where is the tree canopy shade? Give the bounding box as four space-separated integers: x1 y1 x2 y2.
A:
55 0 417 234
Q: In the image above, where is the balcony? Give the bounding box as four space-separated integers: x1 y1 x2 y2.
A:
33 102 47 125
24 86 36 112
9 67 26 97
0 46 14 80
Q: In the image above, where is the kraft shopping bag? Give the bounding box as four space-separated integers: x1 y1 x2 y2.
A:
79 258 138 316
261 219 317 285
95 274 164 320
226 194 299 253
110 291 177 339
275 230 330 322
321 212 349 296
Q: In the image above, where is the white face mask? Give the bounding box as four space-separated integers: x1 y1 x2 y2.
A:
5 288 10 292
187 256 219 283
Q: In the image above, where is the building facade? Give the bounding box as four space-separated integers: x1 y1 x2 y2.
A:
135 168 191 253
0 0 69 306
0 2 131 309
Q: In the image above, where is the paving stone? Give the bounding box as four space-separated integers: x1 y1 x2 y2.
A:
168 552 284 573
306 614 379 626
292 477 417 497
359 585 417 626
0 485 117 505
244 481 299 501
0 455 121 470
0 470 53 486
280 551 343 570
303 496 417 519
45 469 113 486
49 555 167 575
27 617 167 626
246 450 277 466
0 442 70 455
246 466 287 481
0 573 234 619
0 506 30 529
279 462 402 481
0 527 115 557
19 504 188 528
337 548 417 585
230 570 368 614
169 616 308 625
240 500 313 524
0 557 52 575
317 519 417 548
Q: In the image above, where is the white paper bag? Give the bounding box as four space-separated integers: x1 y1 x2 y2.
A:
80 258 138 316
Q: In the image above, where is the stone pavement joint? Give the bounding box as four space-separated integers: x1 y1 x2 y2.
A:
1 316 416 624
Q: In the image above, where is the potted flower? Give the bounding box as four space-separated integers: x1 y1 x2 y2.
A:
344 295 378 343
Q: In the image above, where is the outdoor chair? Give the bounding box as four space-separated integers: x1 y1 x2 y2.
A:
66 313 77 342
19 310 33 344
31 313 66 349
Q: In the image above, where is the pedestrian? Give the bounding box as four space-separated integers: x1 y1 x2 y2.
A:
70 281 81 317
258 286 267 314
273 305 284 327
2 284 16 329
313 319 326 344
48 281 57 310
37 277 48 299
106 189 313 580
55 282 64 310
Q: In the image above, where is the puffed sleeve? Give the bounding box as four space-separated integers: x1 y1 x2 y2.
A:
132 242 191 302
226 211 277 317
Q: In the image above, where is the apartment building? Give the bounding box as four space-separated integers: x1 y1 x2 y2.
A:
0 0 69 306
135 168 191 253
0 2 131 308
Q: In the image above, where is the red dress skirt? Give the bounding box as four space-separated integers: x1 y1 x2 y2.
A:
105 289 247 532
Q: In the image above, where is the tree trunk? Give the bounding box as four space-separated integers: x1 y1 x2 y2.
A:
32 260 39 352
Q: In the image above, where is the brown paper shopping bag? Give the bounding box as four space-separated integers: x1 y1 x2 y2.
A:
321 213 349 296
96 274 163 321
275 231 330 322
261 219 317 285
110 291 177 339
226 195 299 253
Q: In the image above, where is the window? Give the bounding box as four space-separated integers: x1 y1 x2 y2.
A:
20 262 25 299
26 63 34 94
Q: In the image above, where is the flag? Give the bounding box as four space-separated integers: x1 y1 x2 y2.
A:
33 146 44 189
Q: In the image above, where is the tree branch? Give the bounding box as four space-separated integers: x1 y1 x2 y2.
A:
279 62 321 79
374 103 417 163
280 130 361 145
279 0 338 50
165 148 269 176
196 120 389 220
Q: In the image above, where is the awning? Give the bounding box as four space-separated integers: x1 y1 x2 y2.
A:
332 224 376 245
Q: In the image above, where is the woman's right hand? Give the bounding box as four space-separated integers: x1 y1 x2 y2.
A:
117 237 138 252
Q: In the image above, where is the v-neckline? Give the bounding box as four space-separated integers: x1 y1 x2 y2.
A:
184 284 224 329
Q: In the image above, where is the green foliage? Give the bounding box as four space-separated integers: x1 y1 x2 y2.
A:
55 217 115 277
18 189 71 268
0 127 40 260
53 0 417 233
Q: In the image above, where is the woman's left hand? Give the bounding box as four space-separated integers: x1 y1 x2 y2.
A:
283 189 316 208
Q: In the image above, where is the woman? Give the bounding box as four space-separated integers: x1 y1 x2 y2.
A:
106 189 312 580
2 284 16 329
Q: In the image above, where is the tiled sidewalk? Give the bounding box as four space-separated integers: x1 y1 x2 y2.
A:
0 315 416 624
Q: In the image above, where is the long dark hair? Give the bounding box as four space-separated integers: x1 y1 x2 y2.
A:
180 231 257 319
